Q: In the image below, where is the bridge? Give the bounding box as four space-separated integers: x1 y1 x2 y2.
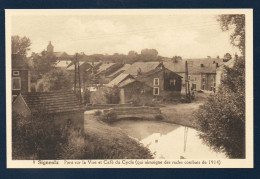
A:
104 106 162 120
84 106 162 122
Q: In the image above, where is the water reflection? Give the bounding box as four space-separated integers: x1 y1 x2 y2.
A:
112 120 227 159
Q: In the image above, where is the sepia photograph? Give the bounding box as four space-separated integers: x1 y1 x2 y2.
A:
6 9 253 168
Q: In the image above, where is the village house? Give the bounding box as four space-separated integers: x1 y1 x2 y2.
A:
12 54 31 101
136 67 182 98
106 73 152 104
164 58 222 92
123 62 182 99
95 62 124 84
12 90 85 129
106 64 131 81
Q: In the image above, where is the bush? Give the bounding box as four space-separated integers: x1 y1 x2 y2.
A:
195 57 245 158
100 111 117 123
62 126 153 159
154 114 164 121
94 110 102 116
12 111 69 160
105 86 120 104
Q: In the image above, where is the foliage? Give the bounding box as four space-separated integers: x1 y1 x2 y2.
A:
30 50 58 81
85 48 161 64
195 57 245 158
83 89 91 104
12 35 31 57
94 110 102 116
12 111 69 160
224 53 232 61
139 48 159 61
62 124 153 159
154 114 164 121
217 15 245 55
100 111 117 123
36 68 72 92
172 56 182 63
105 86 120 104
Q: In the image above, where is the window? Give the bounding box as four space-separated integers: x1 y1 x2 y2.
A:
153 87 159 95
202 85 205 90
202 74 206 83
188 75 191 80
12 71 19 76
12 77 21 90
170 79 176 86
154 78 159 86
192 84 197 91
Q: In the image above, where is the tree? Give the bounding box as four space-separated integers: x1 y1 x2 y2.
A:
195 15 246 158
12 111 69 159
30 50 58 80
217 15 245 56
195 57 245 158
12 36 31 57
139 48 159 61
36 68 72 92
172 56 182 63
224 53 232 61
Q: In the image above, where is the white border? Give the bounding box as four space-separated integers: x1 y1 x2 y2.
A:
5 9 254 168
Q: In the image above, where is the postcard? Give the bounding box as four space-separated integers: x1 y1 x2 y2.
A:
6 9 253 168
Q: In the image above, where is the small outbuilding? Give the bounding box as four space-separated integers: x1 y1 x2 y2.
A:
12 90 85 129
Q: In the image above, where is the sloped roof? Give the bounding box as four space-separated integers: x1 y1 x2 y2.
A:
12 54 29 70
20 91 85 114
118 78 137 88
164 59 218 74
107 73 134 87
163 61 186 73
189 63 217 74
107 64 131 78
55 60 71 68
53 52 69 58
66 62 85 70
96 63 116 74
124 62 162 76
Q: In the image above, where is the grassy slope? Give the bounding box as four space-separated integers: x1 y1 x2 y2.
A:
84 116 153 159
161 93 210 128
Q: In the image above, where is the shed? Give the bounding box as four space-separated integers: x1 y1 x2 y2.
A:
12 90 85 129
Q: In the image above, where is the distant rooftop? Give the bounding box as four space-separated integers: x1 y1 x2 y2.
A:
124 62 162 76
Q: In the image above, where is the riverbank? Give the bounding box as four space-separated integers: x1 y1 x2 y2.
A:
160 92 210 128
83 115 153 159
161 102 202 128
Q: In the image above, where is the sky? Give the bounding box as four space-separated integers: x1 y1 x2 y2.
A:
11 14 240 58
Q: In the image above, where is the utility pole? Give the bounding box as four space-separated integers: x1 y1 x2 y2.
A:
73 53 82 103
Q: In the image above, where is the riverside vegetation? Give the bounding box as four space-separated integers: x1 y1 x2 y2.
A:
12 111 152 160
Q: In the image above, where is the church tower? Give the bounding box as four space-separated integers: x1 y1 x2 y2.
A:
47 41 54 53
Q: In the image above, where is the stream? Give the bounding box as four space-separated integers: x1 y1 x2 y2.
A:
111 120 227 159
